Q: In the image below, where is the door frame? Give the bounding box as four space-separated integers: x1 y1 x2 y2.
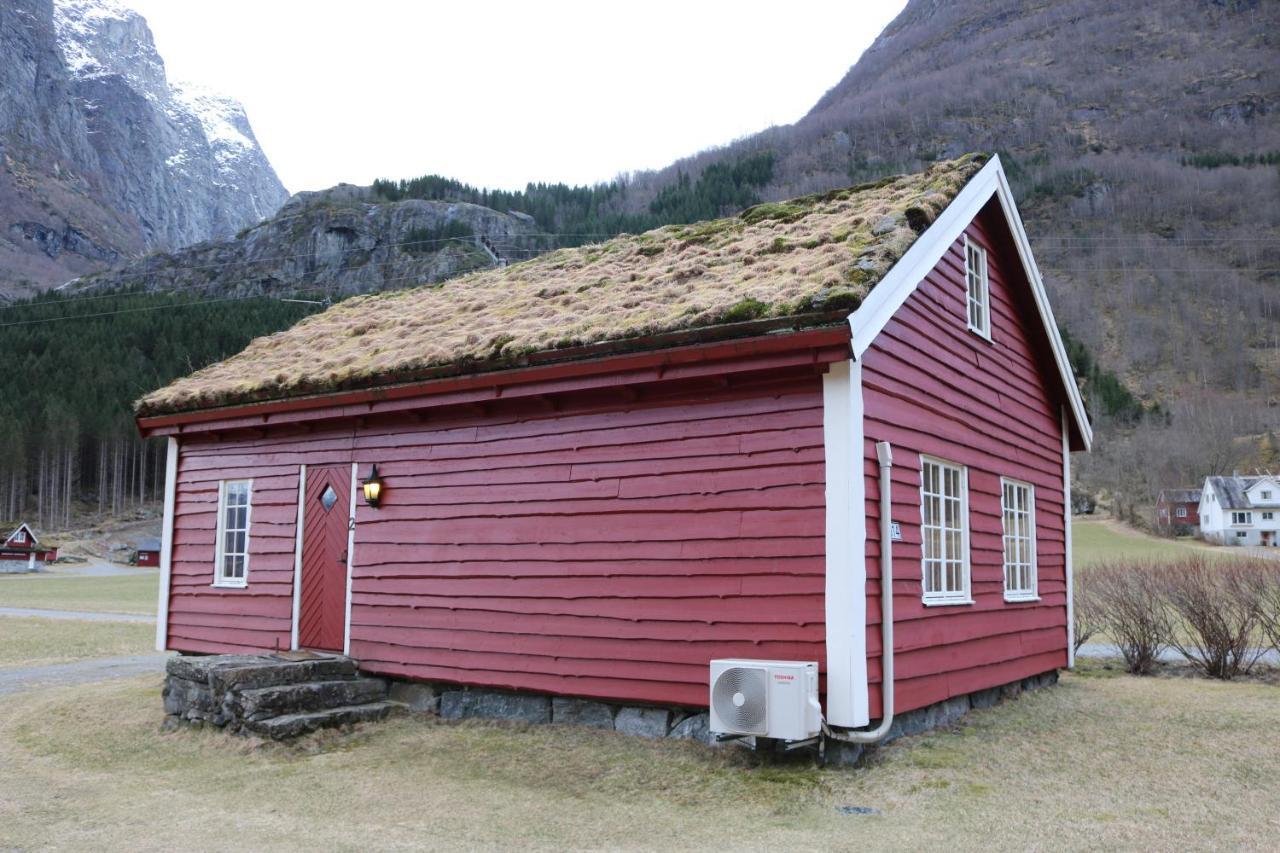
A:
290 462 358 654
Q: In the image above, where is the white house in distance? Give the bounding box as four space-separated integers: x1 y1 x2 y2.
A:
1198 473 1280 547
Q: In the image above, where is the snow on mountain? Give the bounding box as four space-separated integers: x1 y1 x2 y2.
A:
169 82 256 168
46 0 288 246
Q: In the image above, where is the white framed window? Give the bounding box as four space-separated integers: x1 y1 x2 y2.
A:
1175 506 1187 518
1231 511 1252 526
964 236 991 340
1264 511 1275 521
1236 531 1247 539
920 456 971 605
1262 490 1273 500
1001 478 1037 601
13 530 25 544
214 480 252 587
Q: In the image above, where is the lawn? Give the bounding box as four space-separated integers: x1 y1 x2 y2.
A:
0 670 1276 851
0 616 154 670
0 572 158 615
1072 518 1210 569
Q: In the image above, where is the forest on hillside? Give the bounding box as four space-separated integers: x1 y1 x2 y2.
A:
0 292 316 529
371 152 777 251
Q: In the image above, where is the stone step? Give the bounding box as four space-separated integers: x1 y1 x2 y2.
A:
236 678 388 721
168 654 358 693
243 701 395 740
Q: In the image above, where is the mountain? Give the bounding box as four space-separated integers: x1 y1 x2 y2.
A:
0 0 287 297
640 0 1278 416
68 183 547 299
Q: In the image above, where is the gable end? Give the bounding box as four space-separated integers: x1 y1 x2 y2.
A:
848 155 1091 451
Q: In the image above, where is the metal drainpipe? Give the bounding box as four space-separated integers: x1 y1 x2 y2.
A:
825 440 895 745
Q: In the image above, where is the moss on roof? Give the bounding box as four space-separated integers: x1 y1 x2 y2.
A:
138 154 988 416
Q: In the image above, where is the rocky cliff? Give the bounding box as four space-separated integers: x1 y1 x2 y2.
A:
69 184 547 299
0 0 288 296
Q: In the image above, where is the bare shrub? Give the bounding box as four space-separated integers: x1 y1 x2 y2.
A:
1161 557 1265 680
1090 561 1172 674
1073 569 1102 653
1239 559 1280 657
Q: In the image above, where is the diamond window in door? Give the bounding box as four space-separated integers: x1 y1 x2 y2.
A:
319 484 339 511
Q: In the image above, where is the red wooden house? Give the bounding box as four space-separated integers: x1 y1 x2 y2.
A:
137 154 1090 735
1154 488 1201 536
1 523 59 571
134 537 162 567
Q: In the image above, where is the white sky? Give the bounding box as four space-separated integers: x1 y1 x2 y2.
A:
125 1 906 194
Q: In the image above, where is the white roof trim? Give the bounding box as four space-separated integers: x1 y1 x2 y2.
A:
847 155 1092 450
3 523 39 547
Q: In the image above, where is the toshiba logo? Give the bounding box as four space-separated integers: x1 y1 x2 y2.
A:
772 673 796 682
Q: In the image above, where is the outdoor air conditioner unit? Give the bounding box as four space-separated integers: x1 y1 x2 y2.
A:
709 659 822 741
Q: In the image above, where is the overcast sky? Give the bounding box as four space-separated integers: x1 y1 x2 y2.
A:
125 1 905 194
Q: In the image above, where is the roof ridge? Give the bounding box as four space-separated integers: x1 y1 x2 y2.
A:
137 155 989 417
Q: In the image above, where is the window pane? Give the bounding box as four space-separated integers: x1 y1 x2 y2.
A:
925 526 940 561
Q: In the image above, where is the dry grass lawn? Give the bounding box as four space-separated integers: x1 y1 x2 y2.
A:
0 572 158 615
1 669 1276 851
0 616 153 669
1073 519 1214 569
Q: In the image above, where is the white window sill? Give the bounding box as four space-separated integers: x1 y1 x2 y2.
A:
1003 594 1041 604
212 581 247 589
923 597 975 607
967 324 993 344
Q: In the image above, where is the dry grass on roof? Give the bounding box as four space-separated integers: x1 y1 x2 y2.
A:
138 154 988 415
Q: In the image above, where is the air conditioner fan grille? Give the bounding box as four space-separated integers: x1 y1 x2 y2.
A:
712 666 768 734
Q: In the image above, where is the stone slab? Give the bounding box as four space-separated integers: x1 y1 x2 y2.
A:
388 681 440 713
668 712 712 744
614 706 669 738
243 701 394 740
439 689 551 724
551 697 615 729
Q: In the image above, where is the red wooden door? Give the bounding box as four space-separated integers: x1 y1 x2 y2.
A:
298 465 351 652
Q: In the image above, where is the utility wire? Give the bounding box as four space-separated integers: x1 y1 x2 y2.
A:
8 217 1277 319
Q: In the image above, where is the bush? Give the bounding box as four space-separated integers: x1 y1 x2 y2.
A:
1089 561 1173 674
1240 559 1280 658
1160 557 1266 679
1073 569 1102 653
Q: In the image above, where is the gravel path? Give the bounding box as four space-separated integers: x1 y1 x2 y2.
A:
41 559 154 577
1078 642 1280 665
0 653 169 697
0 606 154 623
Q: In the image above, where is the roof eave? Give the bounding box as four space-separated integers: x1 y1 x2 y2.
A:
136 318 853 437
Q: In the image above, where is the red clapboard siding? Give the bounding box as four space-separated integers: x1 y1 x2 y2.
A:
861 199 1069 717
163 370 828 706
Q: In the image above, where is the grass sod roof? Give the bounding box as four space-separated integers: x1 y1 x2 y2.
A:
137 154 989 417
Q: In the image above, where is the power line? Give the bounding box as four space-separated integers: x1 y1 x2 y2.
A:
0 295 287 328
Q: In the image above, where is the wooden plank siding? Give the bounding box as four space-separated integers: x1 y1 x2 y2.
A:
164 368 829 707
860 199 1069 717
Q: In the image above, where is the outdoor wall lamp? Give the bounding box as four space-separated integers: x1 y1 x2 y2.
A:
362 464 384 508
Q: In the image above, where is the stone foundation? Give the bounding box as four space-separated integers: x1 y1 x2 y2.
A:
823 669 1060 767
162 652 1058 757
391 681 716 745
379 669 1060 757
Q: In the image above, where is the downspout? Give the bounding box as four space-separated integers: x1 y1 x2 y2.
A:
826 440 895 744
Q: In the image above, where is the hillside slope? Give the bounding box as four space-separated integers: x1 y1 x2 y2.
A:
644 0 1278 411
0 0 287 296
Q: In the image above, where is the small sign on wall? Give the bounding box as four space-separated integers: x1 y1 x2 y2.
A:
890 522 903 541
